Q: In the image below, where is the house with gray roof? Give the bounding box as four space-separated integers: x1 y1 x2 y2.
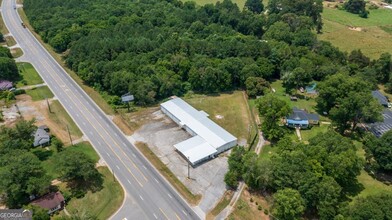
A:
33 126 50 147
286 107 320 129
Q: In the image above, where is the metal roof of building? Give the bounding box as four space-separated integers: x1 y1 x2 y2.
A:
174 136 217 164
287 107 320 121
369 109 392 137
372 90 389 106
161 97 237 149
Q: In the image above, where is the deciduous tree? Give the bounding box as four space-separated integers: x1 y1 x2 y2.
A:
272 188 305 220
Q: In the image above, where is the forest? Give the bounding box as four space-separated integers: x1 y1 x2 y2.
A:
24 0 345 106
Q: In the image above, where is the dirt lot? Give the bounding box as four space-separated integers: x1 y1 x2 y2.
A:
1 94 82 144
129 110 230 214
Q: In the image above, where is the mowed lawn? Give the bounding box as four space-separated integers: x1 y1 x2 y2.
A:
319 7 392 59
16 62 43 87
184 91 251 141
25 86 54 101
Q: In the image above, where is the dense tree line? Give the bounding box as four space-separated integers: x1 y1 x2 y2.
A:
24 0 342 105
0 47 18 80
225 131 364 219
363 130 392 173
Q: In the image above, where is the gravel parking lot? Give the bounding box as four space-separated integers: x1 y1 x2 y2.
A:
130 110 229 213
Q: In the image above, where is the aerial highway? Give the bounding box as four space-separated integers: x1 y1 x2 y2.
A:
1 0 200 219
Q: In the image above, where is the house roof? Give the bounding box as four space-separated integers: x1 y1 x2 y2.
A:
372 90 389 106
31 192 64 210
287 107 320 121
33 127 50 147
0 80 13 90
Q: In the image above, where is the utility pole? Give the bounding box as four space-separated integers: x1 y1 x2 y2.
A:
187 157 190 179
66 125 73 146
46 98 52 113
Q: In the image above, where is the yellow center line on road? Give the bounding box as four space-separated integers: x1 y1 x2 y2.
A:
16 27 146 186
159 208 170 220
38 57 146 187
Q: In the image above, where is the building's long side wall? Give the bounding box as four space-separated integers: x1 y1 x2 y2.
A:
216 140 237 154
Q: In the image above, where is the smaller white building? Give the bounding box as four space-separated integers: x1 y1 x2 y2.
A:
161 97 237 165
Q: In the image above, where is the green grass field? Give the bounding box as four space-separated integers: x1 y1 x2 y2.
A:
25 86 54 101
16 62 43 87
48 100 83 138
319 7 392 59
185 91 252 141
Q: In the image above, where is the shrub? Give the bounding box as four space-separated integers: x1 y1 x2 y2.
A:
250 198 254 203
258 205 262 210
264 209 269 215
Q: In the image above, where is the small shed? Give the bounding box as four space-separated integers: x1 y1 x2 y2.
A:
33 126 50 147
0 80 13 91
31 192 65 215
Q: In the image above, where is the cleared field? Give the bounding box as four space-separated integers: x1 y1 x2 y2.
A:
319 8 392 59
16 62 43 87
25 86 54 101
184 91 252 141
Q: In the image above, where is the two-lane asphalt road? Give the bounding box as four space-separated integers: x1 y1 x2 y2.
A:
1 1 200 219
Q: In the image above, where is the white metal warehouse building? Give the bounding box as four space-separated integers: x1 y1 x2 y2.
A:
161 97 237 165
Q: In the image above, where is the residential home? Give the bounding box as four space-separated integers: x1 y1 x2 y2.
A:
31 191 65 215
33 126 50 147
286 107 320 129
